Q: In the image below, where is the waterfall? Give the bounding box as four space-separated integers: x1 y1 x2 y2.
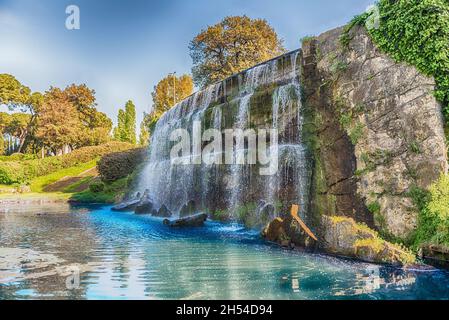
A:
139 49 312 226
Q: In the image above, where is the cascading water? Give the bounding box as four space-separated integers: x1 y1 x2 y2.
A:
139 50 312 226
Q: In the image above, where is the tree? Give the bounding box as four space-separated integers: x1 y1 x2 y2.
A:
124 100 136 144
0 74 43 153
0 112 32 154
113 100 136 144
114 109 126 141
1 76 112 155
35 89 82 154
151 74 193 115
189 16 285 87
146 74 193 137
0 74 33 110
138 112 159 146
139 115 150 146
60 84 112 147
0 112 11 155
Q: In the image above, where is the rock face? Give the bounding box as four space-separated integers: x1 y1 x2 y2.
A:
134 190 156 215
319 216 415 266
302 26 448 239
421 244 449 269
155 205 172 218
263 213 415 265
179 200 197 218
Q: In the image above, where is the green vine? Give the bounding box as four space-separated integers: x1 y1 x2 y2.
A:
344 0 449 124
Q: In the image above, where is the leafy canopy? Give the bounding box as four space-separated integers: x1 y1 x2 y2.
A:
35 85 112 153
142 74 194 142
151 74 193 115
190 15 285 87
0 75 113 155
0 74 42 114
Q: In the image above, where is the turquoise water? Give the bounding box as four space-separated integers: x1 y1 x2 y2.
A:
1 204 449 300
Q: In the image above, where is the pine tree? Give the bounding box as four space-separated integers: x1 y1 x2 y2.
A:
114 101 136 144
124 100 136 144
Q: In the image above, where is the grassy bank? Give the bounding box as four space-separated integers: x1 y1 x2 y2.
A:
0 143 145 204
29 160 98 193
0 142 134 185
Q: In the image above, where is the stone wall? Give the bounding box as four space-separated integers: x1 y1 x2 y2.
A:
302 26 448 240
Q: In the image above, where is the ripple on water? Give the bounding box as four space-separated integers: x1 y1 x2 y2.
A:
1 205 449 300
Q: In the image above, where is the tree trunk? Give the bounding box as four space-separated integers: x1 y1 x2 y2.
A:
17 129 27 153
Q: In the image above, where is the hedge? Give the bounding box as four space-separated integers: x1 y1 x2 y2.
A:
97 147 147 182
0 141 135 184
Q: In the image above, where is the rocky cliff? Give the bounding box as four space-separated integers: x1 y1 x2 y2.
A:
302 26 448 241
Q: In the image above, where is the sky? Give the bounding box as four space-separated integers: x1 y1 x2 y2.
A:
0 0 374 128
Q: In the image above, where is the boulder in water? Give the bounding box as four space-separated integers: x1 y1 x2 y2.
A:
112 199 140 212
163 213 207 228
134 189 156 214
154 205 172 218
179 200 196 217
135 200 154 214
134 189 154 214
112 192 141 212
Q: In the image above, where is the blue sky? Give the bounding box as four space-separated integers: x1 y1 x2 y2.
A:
0 0 373 127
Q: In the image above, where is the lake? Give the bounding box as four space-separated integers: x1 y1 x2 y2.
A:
1 203 449 300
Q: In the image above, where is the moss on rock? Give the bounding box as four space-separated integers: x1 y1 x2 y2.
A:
321 215 416 266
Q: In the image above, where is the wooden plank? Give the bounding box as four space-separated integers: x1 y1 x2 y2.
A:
290 205 318 241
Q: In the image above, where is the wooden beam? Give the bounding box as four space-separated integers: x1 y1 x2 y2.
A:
290 205 318 241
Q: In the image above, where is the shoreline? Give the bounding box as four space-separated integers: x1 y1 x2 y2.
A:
2 194 449 271
0 193 111 206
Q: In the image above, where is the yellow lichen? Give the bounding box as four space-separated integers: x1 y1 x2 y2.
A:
354 238 384 254
329 215 353 224
326 215 417 265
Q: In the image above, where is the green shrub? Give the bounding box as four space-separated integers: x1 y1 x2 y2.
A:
98 147 147 182
0 142 134 185
300 35 315 45
71 177 129 204
0 153 38 161
89 181 105 193
413 174 449 248
349 123 365 145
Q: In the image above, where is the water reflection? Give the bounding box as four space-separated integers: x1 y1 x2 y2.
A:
1 204 449 300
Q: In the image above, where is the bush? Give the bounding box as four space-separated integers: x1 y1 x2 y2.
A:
89 181 105 193
0 153 38 161
70 177 129 204
414 174 449 247
0 142 135 184
97 147 147 182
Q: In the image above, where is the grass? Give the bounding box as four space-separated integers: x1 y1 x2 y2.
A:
70 177 128 204
29 159 98 193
